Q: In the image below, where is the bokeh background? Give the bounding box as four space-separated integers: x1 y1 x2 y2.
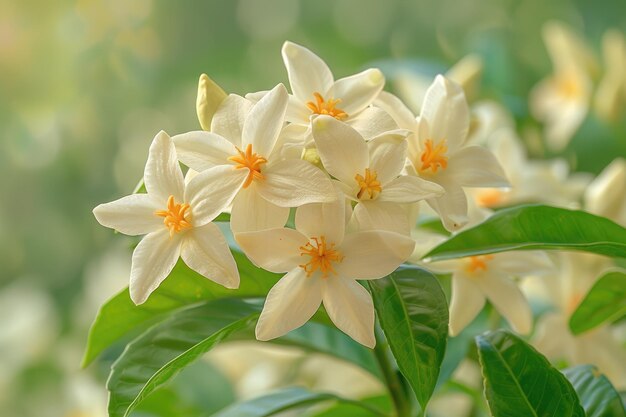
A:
1 0 625 416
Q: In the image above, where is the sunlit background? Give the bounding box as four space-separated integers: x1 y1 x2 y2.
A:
1 0 625 416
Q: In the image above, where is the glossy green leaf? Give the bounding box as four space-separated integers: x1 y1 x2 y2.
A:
564 365 626 417
107 299 260 417
210 387 387 417
424 205 626 261
82 251 279 367
368 266 448 410
476 330 586 417
569 271 626 335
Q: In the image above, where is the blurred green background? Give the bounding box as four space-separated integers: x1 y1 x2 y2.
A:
1 0 624 416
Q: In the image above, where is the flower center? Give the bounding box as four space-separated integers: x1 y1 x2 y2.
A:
155 195 192 236
557 72 582 99
465 255 494 274
228 143 267 188
419 139 448 174
355 168 382 200
299 236 343 278
306 92 348 120
476 189 505 207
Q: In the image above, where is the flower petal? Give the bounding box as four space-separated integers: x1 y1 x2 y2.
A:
349 106 400 140
353 201 410 235
282 41 334 101
295 194 346 245
335 230 415 279
230 185 290 233
322 278 375 348
374 91 418 130
449 272 485 336
379 175 444 203
144 130 185 202
257 158 336 207
427 181 469 232
255 267 323 341
490 251 553 276
242 84 288 157
211 94 252 146
331 68 385 115
312 115 368 185
129 229 182 305
477 272 532 335
185 165 247 227
420 75 470 152
93 193 162 236
368 132 408 185
445 146 509 188
180 223 239 289
172 131 237 172
236 228 308 273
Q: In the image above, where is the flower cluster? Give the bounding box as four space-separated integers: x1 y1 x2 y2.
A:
93 41 511 347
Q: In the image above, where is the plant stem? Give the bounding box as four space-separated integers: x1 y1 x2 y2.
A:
373 326 412 417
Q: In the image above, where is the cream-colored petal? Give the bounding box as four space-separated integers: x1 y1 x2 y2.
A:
374 91 418 130
295 195 346 246
445 146 509 188
379 176 444 203
449 272 485 336
196 73 227 131
312 115 368 185
242 84 288 157
93 193 162 236
330 68 385 115
367 133 408 185
211 94 252 147
129 229 182 305
235 228 308 273
426 181 469 232
335 230 414 279
584 158 626 224
255 267 323 341
490 251 553 276
185 165 247 227
349 106 401 140
257 158 336 207
181 223 239 289
144 131 185 203
477 272 533 335
353 201 410 235
172 131 237 172
230 185 290 233
322 278 375 348
420 75 470 152
282 41 334 101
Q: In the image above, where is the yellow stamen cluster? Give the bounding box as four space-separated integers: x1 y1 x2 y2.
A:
306 92 348 120
355 168 382 200
299 236 344 278
420 139 448 174
155 195 192 236
476 189 505 207
466 255 494 274
228 143 268 188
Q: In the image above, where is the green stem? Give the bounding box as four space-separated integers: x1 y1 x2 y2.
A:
373 326 412 417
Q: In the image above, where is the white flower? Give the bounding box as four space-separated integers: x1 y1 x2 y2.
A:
236 198 415 348
93 131 241 304
311 115 443 235
584 158 626 226
403 75 508 231
530 22 597 151
172 84 337 233
594 29 626 121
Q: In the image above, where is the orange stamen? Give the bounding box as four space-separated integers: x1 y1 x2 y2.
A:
419 139 448 174
466 255 494 274
355 168 382 200
299 236 344 278
306 92 348 120
476 189 505 207
228 143 267 188
155 195 192 237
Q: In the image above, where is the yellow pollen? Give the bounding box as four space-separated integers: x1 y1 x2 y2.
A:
155 195 192 237
299 236 344 278
228 143 267 188
557 73 582 99
476 189 505 207
355 168 382 200
466 255 494 274
306 92 348 120
419 139 448 174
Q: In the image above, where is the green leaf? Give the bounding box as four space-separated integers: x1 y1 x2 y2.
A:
368 266 449 410
107 299 260 417
476 330 586 417
209 387 388 417
564 365 626 417
424 205 626 261
308 394 392 417
569 271 626 335
82 251 280 367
